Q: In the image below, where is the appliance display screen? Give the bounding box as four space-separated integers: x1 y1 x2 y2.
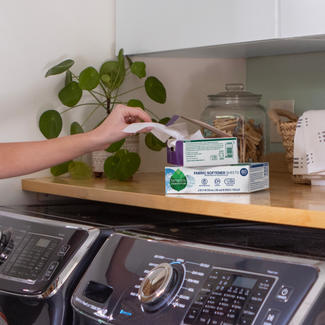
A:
232 275 257 289
36 238 51 248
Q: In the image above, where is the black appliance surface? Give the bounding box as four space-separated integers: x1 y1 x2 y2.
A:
71 232 320 325
5 201 325 324
0 201 243 325
0 208 101 325
4 201 233 228
135 221 325 260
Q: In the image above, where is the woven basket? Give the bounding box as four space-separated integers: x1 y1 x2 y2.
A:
268 109 310 184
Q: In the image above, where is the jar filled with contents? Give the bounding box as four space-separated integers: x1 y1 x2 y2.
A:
200 83 266 162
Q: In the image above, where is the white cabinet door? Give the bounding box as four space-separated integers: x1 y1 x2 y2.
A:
280 0 325 38
116 0 278 55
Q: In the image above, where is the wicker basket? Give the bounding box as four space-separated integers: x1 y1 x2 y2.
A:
268 109 310 184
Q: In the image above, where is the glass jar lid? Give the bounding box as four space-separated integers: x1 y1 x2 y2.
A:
208 83 261 102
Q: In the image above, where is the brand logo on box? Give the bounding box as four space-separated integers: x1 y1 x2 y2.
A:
240 168 248 176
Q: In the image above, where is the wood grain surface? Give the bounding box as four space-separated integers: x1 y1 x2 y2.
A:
21 170 325 229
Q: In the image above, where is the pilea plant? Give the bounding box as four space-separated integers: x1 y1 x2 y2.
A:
39 49 168 180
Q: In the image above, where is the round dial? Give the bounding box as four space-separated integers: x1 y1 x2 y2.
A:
138 262 185 312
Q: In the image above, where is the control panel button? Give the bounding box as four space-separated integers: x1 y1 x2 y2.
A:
184 306 200 323
186 269 276 324
57 244 70 256
263 309 281 325
275 285 294 303
44 261 59 279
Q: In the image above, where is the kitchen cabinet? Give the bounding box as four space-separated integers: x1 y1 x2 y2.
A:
21 171 325 230
116 0 325 57
279 0 325 38
116 0 278 55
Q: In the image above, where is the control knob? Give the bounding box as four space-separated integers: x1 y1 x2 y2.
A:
138 262 185 312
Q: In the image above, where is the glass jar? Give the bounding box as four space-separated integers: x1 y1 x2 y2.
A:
200 83 266 162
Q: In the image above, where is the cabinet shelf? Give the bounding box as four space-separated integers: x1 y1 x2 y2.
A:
21 171 325 229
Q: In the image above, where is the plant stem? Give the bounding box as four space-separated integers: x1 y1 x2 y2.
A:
110 85 144 99
87 89 106 109
92 90 107 97
99 80 109 97
71 72 106 109
60 103 106 114
81 105 101 128
106 97 111 114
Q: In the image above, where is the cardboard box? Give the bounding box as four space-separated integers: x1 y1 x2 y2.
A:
167 137 238 167
165 163 269 194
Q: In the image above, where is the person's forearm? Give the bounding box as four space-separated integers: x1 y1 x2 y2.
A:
0 132 100 179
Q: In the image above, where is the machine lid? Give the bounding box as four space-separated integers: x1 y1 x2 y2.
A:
136 221 325 260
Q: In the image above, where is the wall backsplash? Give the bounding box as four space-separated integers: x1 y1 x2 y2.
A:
246 51 325 152
131 56 246 173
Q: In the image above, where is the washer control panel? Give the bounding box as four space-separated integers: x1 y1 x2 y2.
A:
0 210 89 294
185 268 275 325
71 233 318 325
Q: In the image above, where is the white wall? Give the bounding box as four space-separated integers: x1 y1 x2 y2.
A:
0 1 246 205
124 57 246 172
0 0 115 205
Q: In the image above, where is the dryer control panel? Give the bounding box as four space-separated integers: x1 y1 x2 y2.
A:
71 233 318 325
0 209 90 295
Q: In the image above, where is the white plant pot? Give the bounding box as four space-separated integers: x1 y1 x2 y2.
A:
91 135 140 175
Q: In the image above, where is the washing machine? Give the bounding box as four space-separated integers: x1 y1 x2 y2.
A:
71 221 325 325
0 201 219 325
0 207 103 325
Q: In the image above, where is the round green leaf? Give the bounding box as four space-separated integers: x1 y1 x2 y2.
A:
145 133 166 151
131 62 146 78
106 138 125 153
104 150 140 181
68 161 92 179
117 152 140 181
70 121 84 135
104 154 121 179
115 149 128 158
39 110 62 139
127 99 144 110
50 160 72 176
145 76 166 104
58 81 82 107
79 67 100 90
101 74 111 84
65 70 72 86
100 61 125 90
45 59 74 77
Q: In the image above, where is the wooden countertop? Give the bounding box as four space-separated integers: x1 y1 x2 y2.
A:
21 171 325 229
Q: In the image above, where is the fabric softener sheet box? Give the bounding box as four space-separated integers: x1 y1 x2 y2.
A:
165 163 269 194
167 137 238 167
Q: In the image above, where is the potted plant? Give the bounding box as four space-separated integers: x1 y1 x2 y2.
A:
39 49 169 180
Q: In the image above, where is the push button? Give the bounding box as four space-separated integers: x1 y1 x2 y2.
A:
275 285 294 303
57 244 70 256
44 261 59 279
263 309 280 325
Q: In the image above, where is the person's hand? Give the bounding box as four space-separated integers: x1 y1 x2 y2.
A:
89 104 152 150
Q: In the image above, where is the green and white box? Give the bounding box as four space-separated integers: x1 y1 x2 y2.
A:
165 163 269 194
167 137 238 167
